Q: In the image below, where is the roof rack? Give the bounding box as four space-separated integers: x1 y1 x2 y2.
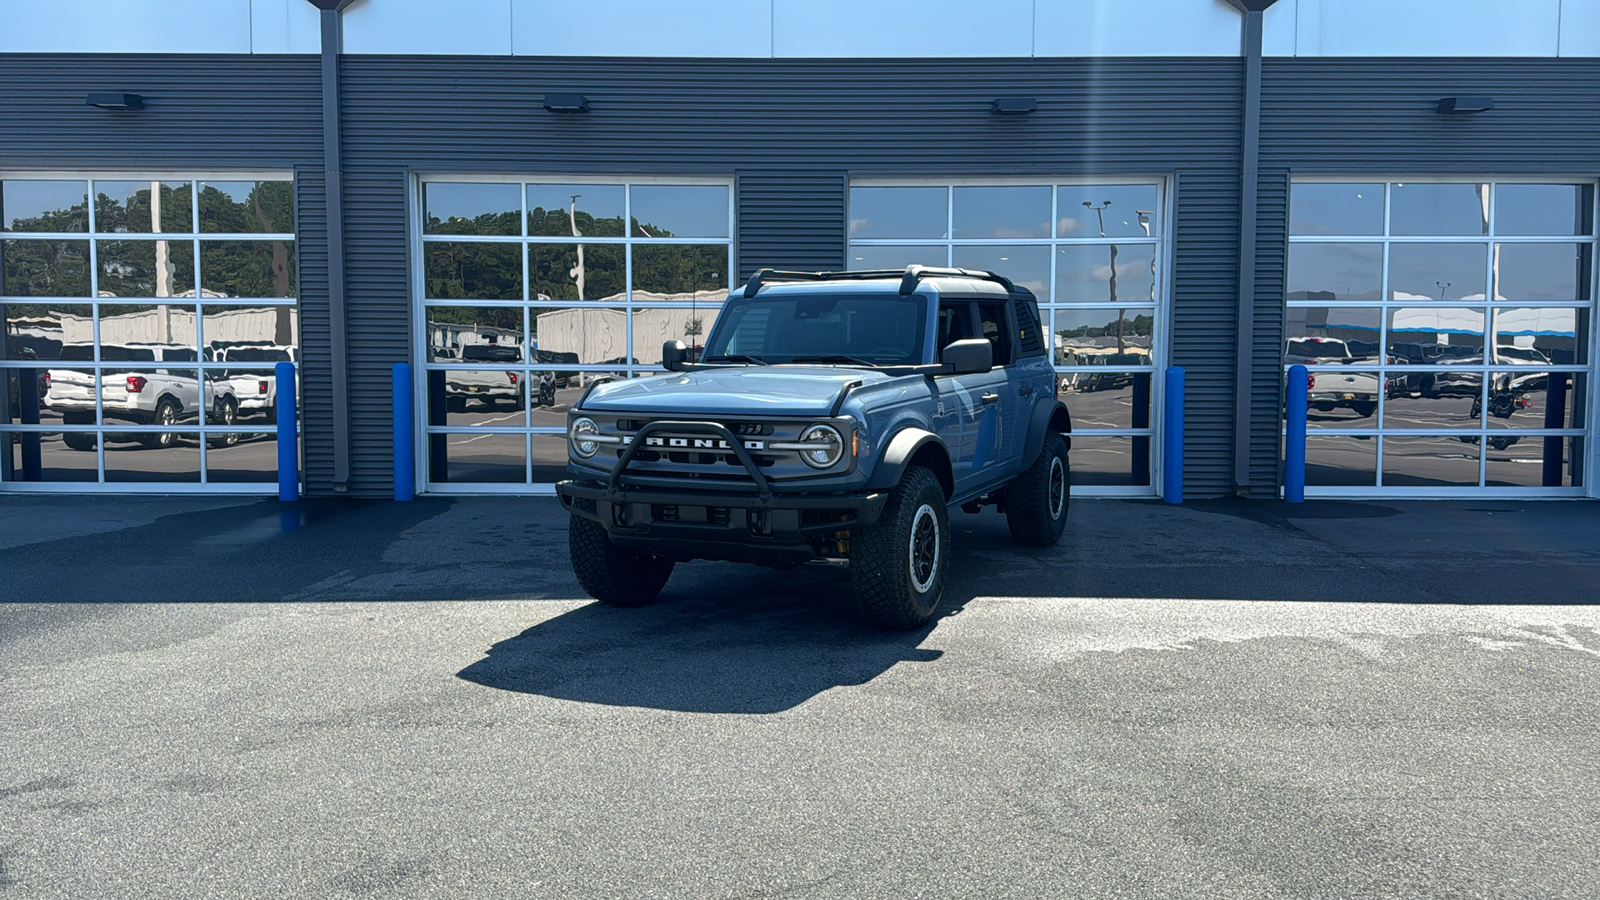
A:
894 265 1015 295
741 266 1015 298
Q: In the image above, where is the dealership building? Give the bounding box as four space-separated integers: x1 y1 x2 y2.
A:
2 0 1597 500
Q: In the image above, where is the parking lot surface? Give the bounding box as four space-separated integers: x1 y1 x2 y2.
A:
2 496 1599 898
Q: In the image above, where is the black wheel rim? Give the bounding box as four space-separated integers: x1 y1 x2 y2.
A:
908 503 940 594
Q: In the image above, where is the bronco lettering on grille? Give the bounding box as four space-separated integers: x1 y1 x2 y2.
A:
622 435 766 451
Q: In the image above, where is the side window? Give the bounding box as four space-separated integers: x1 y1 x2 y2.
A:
937 301 973 353
976 301 1013 365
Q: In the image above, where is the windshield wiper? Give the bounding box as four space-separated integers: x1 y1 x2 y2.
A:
786 354 881 367
702 354 769 366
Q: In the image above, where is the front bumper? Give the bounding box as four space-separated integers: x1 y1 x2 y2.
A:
557 479 887 565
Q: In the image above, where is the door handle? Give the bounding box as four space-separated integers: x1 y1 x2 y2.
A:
981 392 1000 406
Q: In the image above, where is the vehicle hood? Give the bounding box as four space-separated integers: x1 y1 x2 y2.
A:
580 366 895 417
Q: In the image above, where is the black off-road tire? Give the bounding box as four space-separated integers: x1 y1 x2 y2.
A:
1005 432 1070 547
850 466 948 630
63 431 96 451
568 513 675 607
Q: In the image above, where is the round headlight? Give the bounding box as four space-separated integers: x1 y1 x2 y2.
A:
798 424 844 469
570 417 601 458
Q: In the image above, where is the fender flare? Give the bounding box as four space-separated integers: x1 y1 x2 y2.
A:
1019 399 1073 469
864 427 953 498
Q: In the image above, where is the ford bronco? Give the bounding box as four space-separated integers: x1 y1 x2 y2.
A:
557 266 1073 629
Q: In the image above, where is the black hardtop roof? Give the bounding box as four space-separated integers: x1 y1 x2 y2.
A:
741 265 1019 299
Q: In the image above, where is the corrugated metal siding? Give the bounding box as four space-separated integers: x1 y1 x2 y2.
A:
340 165 413 490
735 171 846 278
1249 168 1290 495
293 165 332 488
1261 59 1600 173
338 56 1245 496
1168 167 1246 496
0 54 319 169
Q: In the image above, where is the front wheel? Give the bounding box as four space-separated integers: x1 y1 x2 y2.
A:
207 398 239 446
1005 432 1070 547
850 466 948 630
568 514 675 607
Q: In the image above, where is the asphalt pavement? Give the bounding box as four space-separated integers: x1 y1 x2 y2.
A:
2 495 1599 898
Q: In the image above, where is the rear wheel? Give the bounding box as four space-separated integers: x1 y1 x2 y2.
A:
63 432 96 451
850 466 948 630
142 399 181 449
568 513 675 607
1005 432 1070 547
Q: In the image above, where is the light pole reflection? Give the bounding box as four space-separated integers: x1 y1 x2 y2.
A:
1084 200 1123 352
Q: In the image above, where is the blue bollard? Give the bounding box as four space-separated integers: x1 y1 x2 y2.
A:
1285 364 1308 503
393 362 414 501
1162 366 1185 504
276 361 299 502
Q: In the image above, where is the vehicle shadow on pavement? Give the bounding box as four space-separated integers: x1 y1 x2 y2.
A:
456 562 951 714
457 495 1600 710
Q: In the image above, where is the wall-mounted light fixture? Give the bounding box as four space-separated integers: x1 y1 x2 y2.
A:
1437 96 1493 114
543 94 589 114
991 97 1037 116
86 92 143 110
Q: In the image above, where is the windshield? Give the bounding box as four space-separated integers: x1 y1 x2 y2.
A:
1287 338 1349 360
702 292 927 366
461 345 522 363
226 347 292 362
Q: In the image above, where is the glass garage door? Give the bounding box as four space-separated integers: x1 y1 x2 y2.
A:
848 180 1169 496
414 177 733 493
1 175 298 491
1287 179 1595 495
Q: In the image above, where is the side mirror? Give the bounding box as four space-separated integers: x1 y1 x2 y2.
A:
662 340 688 371
942 338 993 376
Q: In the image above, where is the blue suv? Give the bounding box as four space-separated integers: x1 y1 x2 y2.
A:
558 266 1073 628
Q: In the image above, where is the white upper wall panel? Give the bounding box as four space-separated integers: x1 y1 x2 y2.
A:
343 0 512 55
1560 0 1600 57
1292 0 1562 57
1035 0 1243 57
772 0 1034 58
1262 0 1297 57
511 0 772 57
250 0 321 54
0 0 253 53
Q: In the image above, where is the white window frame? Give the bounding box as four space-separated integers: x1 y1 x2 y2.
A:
1286 175 1600 499
410 174 736 495
0 170 298 494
